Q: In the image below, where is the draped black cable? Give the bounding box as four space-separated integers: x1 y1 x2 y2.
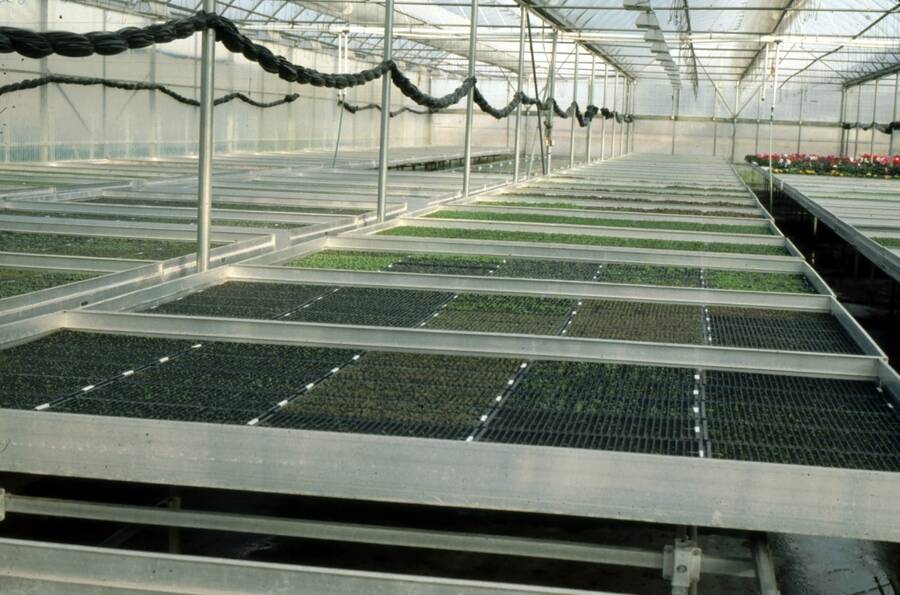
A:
842 121 900 135
0 12 635 125
0 74 299 108
338 99 432 118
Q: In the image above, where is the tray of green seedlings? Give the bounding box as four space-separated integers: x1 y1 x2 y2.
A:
567 301 704 345
1 268 100 299
378 227 790 257
264 352 521 439
494 259 599 281
703 371 900 471
0 331 194 410
286 250 600 281
388 254 503 276
599 264 701 288
286 287 454 328
502 190 751 205
707 306 862 354
426 210 773 236
704 270 814 294
478 361 698 456
149 282 339 320
0 231 206 260
84 198 369 216
476 200 761 219
2 209 302 230
426 294 573 335
285 250 409 271
874 237 900 249
54 341 358 424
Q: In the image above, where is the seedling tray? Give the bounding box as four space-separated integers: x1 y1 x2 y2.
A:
287 251 814 293
265 352 520 439
704 371 900 471
0 331 193 410
84 198 368 216
0 231 201 260
1 268 98 299
479 361 698 456
426 210 773 236
707 307 862 354
378 227 790 256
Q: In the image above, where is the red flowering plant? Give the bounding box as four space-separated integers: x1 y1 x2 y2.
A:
745 153 900 177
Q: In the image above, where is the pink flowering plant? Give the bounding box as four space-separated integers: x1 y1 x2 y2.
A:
745 153 900 177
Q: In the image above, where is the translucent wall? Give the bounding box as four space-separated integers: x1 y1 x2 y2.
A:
0 1 430 162
633 78 897 161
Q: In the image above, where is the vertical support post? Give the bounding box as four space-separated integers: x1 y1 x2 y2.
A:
730 81 740 164
376 0 395 221
755 86 762 155
195 0 216 273
599 63 608 160
569 45 579 169
611 71 619 157
627 80 634 153
619 76 626 156
796 87 804 154
870 78 879 156
838 86 846 156
461 0 479 197
545 30 558 173
891 73 899 156
768 42 780 213
38 0 50 162
149 47 159 158
585 55 596 162
631 80 637 153
512 5 525 182
711 85 718 156
670 87 680 155
98 10 109 159
853 84 862 158
619 78 627 156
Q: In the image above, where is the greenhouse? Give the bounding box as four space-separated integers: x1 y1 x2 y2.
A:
1 1 899 593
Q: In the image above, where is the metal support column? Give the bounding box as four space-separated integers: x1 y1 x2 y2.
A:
767 42 780 214
625 81 637 153
195 0 216 273
796 87 804 154
853 84 862 158
38 0 50 162
838 86 847 156
891 73 899 156
599 63 608 160
670 87 680 155
545 30 558 172
730 81 740 163
585 55 596 162
149 48 159 158
870 78 879 156
611 71 619 157
512 6 525 182
375 0 395 221
569 45 579 169
461 0 479 197
712 85 719 156
755 87 762 155
619 76 631 155
620 76 626 156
